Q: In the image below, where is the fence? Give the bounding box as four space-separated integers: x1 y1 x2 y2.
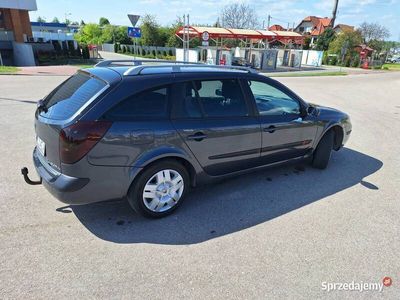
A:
102 43 176 57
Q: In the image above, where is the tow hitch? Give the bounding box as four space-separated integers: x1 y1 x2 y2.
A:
21 167 42 185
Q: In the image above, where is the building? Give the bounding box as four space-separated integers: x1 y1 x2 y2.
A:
333 24 355 34
268 24 286 31
30 21 75 43
294 16 332 45
0 0 37 65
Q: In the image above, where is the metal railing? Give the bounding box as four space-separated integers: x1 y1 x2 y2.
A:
95 59 256 75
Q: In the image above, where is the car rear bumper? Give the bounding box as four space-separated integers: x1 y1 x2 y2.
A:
33 148 141 205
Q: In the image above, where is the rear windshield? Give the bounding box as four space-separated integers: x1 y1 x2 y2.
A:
40 72 107 120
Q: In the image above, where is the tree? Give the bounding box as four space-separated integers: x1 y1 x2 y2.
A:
75 23 104 45
139 14 162 46
65 18 71 25
328 29 363 65
220 3 259 29
36 16 46 23
166 17 184 48
52 17 60 23
329 30 362 54
303 36 311 50
359 22 390 43
80 20 86 26
101 24 118 43
315 28 336 51
99 17 110 26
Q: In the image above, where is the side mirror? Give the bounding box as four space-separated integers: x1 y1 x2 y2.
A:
299 107 308 118
307 106 317 115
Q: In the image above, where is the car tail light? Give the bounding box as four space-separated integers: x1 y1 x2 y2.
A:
59 121 112 164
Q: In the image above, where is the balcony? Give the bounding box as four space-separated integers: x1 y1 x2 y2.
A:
0 30 15 41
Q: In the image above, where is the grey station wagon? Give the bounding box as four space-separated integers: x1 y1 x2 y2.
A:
22 60 352 218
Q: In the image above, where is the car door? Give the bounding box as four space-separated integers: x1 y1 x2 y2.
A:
244 79 318 165
171 78 262 176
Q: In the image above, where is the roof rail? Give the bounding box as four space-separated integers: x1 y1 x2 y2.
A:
123 64 257 76
95 59 256 75
95 59 203 67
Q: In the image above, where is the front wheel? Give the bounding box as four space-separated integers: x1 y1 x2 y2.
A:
311 130 334 169
127 160 189 218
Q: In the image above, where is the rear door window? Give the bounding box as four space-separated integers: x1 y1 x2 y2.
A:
41 72 107 120
105 87 169 120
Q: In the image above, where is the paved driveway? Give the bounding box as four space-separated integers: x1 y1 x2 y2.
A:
0 72 399 299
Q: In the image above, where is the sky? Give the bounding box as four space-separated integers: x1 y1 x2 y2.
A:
30 0 400 40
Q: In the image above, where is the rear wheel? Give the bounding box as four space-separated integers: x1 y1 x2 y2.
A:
311 130 334 169
127 160 189 218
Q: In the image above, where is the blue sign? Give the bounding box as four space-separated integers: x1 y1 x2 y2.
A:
128 27 142 38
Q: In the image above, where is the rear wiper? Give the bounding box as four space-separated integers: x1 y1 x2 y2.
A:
37 99 48 113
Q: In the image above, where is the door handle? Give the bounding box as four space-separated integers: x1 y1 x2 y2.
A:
263 125 276 133
187 132 207 141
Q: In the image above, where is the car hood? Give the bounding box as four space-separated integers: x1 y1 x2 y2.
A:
309 103 348 118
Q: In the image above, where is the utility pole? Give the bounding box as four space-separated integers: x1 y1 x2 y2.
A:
331 0 339 27
182 14 190 62
267 15 271 29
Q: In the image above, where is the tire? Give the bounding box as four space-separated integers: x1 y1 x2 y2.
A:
127 160 189 218
311 130 334 169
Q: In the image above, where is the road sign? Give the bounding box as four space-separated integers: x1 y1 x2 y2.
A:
128 27 142 38
127 14 140 26
202 31 209 41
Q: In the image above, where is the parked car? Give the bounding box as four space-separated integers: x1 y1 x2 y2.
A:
22 60 352 218
390 57 400 63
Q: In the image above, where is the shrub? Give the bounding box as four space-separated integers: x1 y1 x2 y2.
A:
81 44 90 59
329 56 337 65
351 55 360 68
114 43 120 53
344 56 351 67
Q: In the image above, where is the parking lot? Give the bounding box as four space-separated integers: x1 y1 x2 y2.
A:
0 72 399 299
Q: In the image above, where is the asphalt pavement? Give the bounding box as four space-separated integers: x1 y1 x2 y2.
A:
0 71 399 299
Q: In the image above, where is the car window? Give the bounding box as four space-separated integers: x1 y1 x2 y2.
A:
248 81 300 116
193 79 248 117
105 87 168 120
171 82 203 119
40 72 107 120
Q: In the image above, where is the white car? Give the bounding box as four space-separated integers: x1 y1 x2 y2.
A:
390 57 400 63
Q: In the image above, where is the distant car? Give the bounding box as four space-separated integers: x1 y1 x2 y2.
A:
22 60 352 218
232 57 252 67
391 57 400 63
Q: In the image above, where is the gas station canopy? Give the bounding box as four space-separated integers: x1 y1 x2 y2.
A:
176 26 304 44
